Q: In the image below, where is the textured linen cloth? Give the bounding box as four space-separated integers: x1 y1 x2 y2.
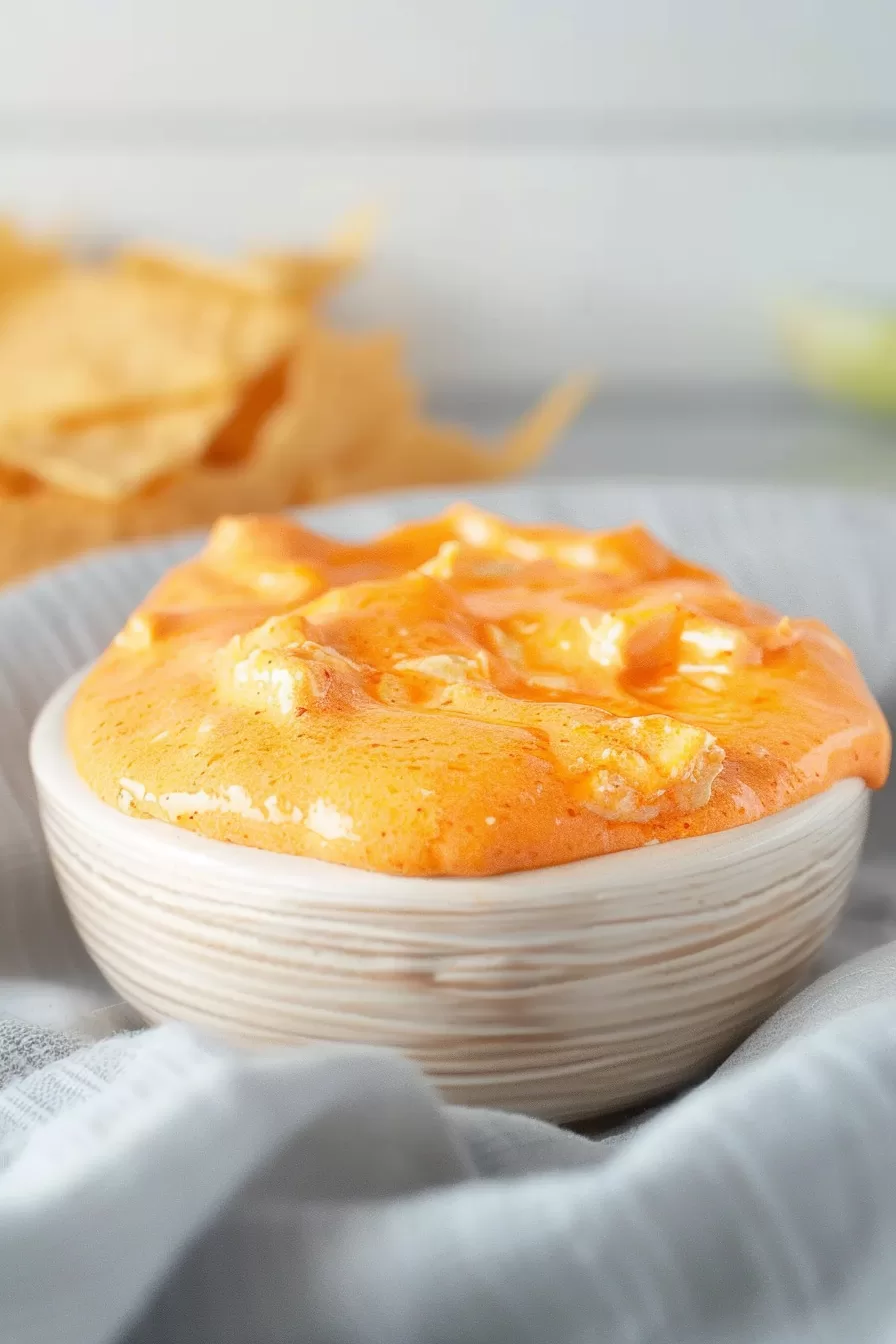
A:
3 961 896 1344
2 482 896 1343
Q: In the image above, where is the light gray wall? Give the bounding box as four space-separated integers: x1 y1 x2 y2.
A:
2 1 895 398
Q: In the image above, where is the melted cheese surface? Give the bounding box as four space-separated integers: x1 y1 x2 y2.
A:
68 506 890 876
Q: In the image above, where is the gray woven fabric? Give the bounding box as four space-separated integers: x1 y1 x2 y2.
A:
2 482 896 1343
2 966 896 1344
0 1019 80 1092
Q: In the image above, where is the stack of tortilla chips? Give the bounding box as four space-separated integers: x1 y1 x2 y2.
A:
0 218 588 585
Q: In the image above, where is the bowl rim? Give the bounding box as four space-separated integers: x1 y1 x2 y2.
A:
31 668 868 907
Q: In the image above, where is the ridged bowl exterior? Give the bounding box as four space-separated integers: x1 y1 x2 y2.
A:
32 674 870 1120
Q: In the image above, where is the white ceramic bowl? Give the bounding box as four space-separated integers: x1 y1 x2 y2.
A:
32 671 871 1121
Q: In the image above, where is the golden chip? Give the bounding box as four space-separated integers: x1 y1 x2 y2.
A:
118 207 378 307
255 366 591 505
0 213 593 587
250 326 414 495
483 374 594 477
0 267 305 433
0 395 236 499
316 375 594 496
0 219 64 306
0 461 38 498
248 207 379 305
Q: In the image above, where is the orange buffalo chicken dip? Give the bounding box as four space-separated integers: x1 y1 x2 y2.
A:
68 506 890 877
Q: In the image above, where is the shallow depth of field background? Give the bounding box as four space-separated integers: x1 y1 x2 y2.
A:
2 0 895 485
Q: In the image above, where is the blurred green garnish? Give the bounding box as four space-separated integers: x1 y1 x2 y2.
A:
781 301 896 414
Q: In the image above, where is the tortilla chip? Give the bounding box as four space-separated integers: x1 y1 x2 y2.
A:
0 214 593 586
118 208 377 308
249 207 380 305
0 395 236 499
250 372 590 509
482 374 594 476
0 372 590 583
0 220 64 307
202 360 290 467
0 462 38 497
0 267 305 433
249 326 414 495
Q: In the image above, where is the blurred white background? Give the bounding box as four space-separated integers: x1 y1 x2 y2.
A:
3 0 896 482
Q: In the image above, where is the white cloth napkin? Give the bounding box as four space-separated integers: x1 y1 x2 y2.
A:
2 482 896 1343
2 951 896 1344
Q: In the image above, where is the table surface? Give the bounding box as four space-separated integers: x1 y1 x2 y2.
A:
461 393 896 491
